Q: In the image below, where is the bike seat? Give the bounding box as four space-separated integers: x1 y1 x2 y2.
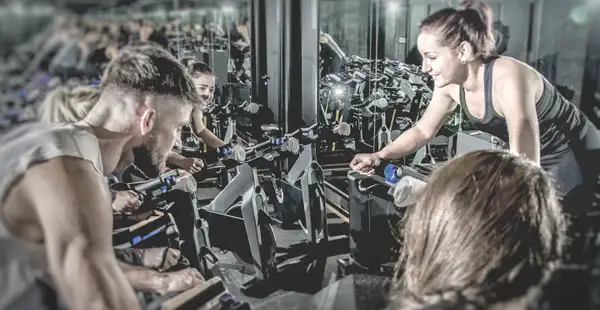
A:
261 123 281 133
396 117 413 131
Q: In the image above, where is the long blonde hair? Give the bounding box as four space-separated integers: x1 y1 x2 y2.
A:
390 150 566 310
38 86 101 124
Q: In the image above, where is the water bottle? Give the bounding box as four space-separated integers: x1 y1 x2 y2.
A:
384 163 427 185
384 163 402 185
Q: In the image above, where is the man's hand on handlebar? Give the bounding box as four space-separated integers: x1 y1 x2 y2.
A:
142 248 205 295
350 153 381 174
158 268 205 295
113 190 143 213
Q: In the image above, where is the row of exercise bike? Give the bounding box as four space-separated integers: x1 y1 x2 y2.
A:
114 117 428 309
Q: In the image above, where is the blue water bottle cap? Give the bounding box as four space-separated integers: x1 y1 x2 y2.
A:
384 163 399 184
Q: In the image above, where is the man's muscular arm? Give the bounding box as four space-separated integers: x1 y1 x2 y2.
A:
20 157 140 310
118 261 166 293
119 261 204 295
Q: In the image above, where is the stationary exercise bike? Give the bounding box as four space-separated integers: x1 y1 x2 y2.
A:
111 169 190 250
205 100 260 144
178 134 248 191
113 166 213 272
193 134 301 294
339 163 427 277
264 122 350 242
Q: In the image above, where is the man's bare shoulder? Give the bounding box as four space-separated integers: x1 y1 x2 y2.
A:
0 122 77 150
25 156 103 188
16 156 106 207
0 122 103 177
3 156 108 242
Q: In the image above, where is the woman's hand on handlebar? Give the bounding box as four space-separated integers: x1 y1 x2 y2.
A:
350 153 381 174
175 157 204 173
112 190 143 213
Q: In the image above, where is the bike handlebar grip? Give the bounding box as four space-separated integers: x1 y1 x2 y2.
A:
333 122 351 137
282 137 300 154
329 74 342 82
353 71 367 80
133 169 180 193
243 102 260 114
372 98 389 109
171 173 198 193
230 145 247 163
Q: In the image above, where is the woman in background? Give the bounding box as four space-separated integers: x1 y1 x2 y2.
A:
38 85 100 124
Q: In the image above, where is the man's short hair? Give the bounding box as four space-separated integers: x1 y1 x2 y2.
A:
100 43 200 104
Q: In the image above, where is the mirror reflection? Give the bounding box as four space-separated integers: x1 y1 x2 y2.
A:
165 1 251 150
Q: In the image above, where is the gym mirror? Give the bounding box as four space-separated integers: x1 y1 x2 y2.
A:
170 0 250 108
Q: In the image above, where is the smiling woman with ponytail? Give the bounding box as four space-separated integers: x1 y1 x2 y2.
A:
350 0 600 270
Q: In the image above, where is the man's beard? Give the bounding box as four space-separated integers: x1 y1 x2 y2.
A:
132 138 164 178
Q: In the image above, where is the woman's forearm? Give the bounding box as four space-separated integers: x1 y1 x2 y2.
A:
197 129 227 148
376 126 431 160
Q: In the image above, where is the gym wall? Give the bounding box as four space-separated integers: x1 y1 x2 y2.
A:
0 3 55 58
319 0 596 109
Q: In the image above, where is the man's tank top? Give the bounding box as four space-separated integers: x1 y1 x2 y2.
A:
0 121 103 309
460 57 599 195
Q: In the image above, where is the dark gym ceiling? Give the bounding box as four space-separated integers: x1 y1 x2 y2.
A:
13 0 246 13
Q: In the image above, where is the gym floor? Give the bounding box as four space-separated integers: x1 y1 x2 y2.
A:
205 203 392 310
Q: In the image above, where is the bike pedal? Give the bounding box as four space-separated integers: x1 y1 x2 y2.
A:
337 258 352 278
257 209 282 225
197 208 211 219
